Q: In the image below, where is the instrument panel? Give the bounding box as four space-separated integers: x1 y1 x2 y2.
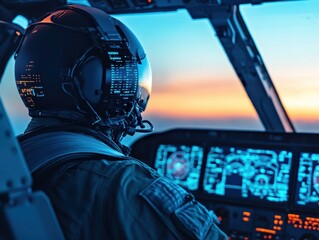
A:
203 146 292 203
131 129 319 240
296 152 319 209
155 144 203 191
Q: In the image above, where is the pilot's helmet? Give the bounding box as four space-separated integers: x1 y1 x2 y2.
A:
15 5 152 132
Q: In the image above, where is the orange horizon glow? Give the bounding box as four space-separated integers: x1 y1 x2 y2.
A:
146 95 319 121
144 76 319 122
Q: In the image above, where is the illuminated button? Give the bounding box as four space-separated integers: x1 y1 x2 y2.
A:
255 228 276 235
243 211 251 217
279 220 283 225
274 220 278 224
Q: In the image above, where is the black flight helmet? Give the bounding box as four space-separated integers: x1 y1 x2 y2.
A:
15 5 152 138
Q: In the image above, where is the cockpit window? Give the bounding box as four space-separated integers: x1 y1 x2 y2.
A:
117 10 262 134
240 1 319 132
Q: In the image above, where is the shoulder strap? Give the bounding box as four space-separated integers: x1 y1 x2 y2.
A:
20 131 127 174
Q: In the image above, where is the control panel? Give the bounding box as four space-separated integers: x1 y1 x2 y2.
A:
296 152 319 209
131 129 319 240
203 146 292 203
154 144 203 191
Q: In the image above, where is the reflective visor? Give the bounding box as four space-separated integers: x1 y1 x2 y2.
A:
137 55 152 111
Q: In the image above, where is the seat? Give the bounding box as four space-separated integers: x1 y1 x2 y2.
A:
0 20 64 240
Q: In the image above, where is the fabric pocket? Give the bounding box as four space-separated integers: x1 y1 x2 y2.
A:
174 200 214 239
140 177 214 239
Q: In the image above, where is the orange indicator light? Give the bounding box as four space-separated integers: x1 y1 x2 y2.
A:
243 211 251 217
255 228 276 234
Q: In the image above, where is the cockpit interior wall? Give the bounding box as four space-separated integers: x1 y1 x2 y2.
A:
0 95 64 239
0 21 24 83
131 129 319 240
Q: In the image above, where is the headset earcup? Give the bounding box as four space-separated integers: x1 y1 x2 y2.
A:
78 55 103 105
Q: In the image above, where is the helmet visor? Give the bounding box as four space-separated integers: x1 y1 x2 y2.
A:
137 55 152 111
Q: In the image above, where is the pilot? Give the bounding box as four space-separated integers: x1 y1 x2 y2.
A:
15 5 227 240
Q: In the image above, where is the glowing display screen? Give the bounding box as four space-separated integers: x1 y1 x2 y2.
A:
203 146 292 202
154 144 203 191
296 152 319 208
106 49 138 113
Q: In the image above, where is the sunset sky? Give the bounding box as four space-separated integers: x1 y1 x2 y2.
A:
0 0 319 139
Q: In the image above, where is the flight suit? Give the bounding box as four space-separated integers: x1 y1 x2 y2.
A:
22 119 228 240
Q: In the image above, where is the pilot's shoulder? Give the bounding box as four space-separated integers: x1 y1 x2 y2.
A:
75 158 160 180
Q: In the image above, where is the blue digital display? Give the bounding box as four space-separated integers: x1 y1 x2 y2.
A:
203 146 292 202
154 144 203 191
296 152 319 208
